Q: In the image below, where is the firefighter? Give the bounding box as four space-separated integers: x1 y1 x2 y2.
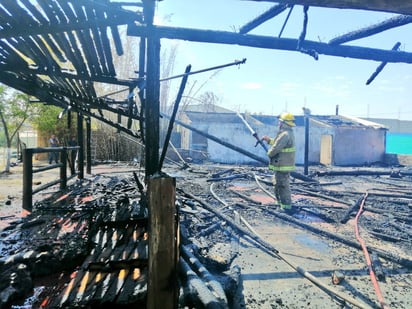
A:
262 112 296 214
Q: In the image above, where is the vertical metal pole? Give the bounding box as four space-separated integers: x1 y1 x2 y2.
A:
22 148 33 212
86 116 91 174
77 112 84 179
304 115 309 175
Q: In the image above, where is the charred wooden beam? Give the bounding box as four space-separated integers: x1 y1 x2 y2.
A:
145 25 161 177
246 0 412 16
239 4 289 34
181 245 228 306
329 15 412 45
371 252 386 282
366 42 401 85
159 65 191 171
178 258 222 308
229 189 262 205
207 174 249 182
0 6 140 40
297 6 318 60
127 25 412 64
340 194 365 224
316 170 393 176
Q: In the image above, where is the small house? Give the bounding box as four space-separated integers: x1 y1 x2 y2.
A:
175 106 388 166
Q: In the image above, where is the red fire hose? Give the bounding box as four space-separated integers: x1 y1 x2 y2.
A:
354 193 389 309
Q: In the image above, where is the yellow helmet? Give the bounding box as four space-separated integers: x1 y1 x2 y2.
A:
279 112 295 127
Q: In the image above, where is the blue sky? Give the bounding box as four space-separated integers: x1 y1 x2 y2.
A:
154 0 412 120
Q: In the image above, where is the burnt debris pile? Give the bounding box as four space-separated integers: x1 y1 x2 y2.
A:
1 164 412 308
0 171 241 309
0 175 149 308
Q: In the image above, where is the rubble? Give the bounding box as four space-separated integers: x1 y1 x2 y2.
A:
0 163 411 308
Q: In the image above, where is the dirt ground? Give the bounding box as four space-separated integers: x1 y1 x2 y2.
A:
1 161 411 308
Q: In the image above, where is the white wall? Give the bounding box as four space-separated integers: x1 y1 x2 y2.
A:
183 116 386 166
333 127 386 165
207 123 274 164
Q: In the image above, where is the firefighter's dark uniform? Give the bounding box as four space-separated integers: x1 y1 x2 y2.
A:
267 123 295 211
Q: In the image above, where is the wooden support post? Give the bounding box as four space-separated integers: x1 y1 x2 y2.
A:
304 114 309 175
145 34 161 177
22 148 33 212
77 112 84 179
147 176 178 309
60 148 67 190
86 116 91 175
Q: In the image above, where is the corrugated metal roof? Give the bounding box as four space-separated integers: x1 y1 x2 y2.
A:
184 110 387 129
311 115 387 129
184 111 242 124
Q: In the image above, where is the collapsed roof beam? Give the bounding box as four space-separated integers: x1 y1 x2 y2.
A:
0 71 141 136
366 42 401 85
329 15 412 45
0 17 139 40
247 1 412 16
0 65 141 87
239 4 289 34
0 71 137 114
127 25 412 63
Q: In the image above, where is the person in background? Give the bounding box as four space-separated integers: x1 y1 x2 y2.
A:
68 136 77 175
48 134 60 164
262 112 296 214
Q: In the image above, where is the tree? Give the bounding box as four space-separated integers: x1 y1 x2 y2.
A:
0 84 34 173
198 91 220 112
31 104 73 143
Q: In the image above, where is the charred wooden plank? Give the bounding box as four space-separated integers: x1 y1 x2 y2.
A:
369 230 402 242
211 168 235 179
102 269 130 303
116 267 147 305
84 5 111 76
206 173 249 182
70 2 102 76
229 188 262 205
340 195 365 224
371 252 386 282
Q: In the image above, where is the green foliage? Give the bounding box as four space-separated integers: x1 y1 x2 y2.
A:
31 104 70 138
0 84 34 147
32 105 80 146
0 84 76 148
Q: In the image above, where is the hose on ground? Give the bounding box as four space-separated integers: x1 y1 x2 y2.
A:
354 193 389 309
